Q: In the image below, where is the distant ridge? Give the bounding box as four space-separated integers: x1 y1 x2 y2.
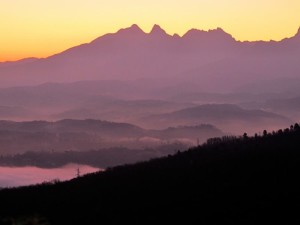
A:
92 24 300 43
0 24 300 64
0 57 39 66
0 24 300 89
0 119 224 154
142 104 292 133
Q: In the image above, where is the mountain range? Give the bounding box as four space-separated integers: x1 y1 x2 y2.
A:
0 25 300 93
0 24 299 143
1 24 300 224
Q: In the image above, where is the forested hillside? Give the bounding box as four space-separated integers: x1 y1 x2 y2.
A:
1 124 300 225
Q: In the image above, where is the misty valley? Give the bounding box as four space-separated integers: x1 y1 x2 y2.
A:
0 78 298 187
0 164 99 188
1 24 300 224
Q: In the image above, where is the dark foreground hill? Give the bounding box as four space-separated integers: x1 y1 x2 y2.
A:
1 124 300 225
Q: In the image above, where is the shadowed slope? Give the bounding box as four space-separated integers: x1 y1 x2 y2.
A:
0 124 300 224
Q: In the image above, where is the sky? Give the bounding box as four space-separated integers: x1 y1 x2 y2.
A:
1 0 300 62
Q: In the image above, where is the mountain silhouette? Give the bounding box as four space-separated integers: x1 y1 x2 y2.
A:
0 25 299 92
149 24 170 37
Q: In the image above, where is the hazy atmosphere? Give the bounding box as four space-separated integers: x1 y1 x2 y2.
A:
1 24 299 186
0 1 300 224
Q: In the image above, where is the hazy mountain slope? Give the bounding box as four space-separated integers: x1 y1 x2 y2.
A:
0 58 39 67
0 119 145 154
0 81 134 108
0 106 36 120
0 25 299 93
148 124 223 140
1 125 300 224
0 80 189 106
235 77 300 94
54 98 194 123
264 96 300 120
0 81 195 122
0 119 143 135
142 104 292 133
0 119 224 154
0 144 187 169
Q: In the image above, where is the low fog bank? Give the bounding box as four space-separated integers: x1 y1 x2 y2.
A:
0 164 100 188
0 80 297 137
0 120 223 155
0 143 188 169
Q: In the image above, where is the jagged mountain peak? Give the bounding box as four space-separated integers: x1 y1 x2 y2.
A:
183 27 234 41
117 24 145 34
1 24 299 89
149 24 168 37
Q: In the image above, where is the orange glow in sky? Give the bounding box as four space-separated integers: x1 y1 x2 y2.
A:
1 0 300 61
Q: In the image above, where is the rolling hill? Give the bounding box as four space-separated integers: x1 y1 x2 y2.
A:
141 104 292 134
0 119 223 154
